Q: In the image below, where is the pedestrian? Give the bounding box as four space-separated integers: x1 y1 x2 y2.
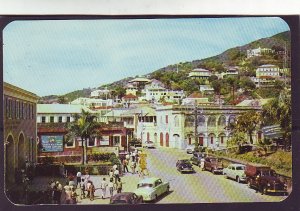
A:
108 178 114 197
88 182 95 201
114 168 120 183
65 186 72 204
200 157 205 170
71 187 78 204
100 178 108 199
125 153 130 161
109 169 114 180
86 180 92 198
76 171 82 188
80 178 86 199
132 151 136 162
123 159 129 173
56 181 63 204
131 161 136 174
116 178 123 193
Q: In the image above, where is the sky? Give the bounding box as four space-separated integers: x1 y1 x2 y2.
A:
3 17 290 96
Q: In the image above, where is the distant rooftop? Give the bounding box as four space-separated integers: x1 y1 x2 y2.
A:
37 104 91 114
191 68 211 72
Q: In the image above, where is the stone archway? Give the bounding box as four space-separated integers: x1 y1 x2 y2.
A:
18 133 25 169
173 134 180 149
5 135 14 185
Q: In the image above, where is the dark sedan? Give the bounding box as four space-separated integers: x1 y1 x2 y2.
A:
176 159 195 174
110 192 143 205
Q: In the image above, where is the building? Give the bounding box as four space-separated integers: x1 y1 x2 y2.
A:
188 68 212 79
222 67 239 78
253 64 280 87
125 84 138 96
37 104 131 164
90 88 110 98
122 94 139 107
141 80 185 103
199 85 215 95
4 82 39 187
247 47 275 58
182 92 210 105
156 104 262 150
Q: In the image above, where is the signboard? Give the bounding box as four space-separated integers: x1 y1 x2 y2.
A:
41 135 64 152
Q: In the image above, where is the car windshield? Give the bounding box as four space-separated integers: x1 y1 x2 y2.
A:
181 159 190 164
138 183 153 188
236 166 245 170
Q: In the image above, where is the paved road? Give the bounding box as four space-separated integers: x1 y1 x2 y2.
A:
145 148 288 203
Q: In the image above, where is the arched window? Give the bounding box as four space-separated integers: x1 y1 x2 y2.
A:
197 115 205 127
218 115 226 126
207 116 216 127
185 115 194 127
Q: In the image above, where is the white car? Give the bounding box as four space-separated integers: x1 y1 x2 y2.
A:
143 141 155 149
134 177 170 202
223 164 246 183
185 143 195 154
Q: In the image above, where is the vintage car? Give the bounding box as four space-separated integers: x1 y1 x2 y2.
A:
134 177 170 202
190 153 205 166
203 157 223 174
185 143 195 154
223 164 246 183
110 192 143 204
176 159 195 173
143 141 155 149
245 164 288 195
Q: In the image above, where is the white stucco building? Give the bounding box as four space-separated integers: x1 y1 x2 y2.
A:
252 64 280 87
188 68 212 79
247 47 275 58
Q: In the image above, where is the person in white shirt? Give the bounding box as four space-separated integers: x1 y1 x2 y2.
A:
114 168 120 183
76 171 82 188
100 178 108 199
108 178 114 197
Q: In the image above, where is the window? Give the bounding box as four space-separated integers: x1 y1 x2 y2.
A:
50 116 54 123
65 139 75 148
113 136 120 146
221 136 224 144
88 138 96 147
16 101 19 119
41 116 46 123
67 116 71 122
31 105 34 119
210 136 214 144
24 103 27 119
58 116 63 123
166 115 168 124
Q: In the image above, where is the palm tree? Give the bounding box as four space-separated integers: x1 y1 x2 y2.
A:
66 109 101 165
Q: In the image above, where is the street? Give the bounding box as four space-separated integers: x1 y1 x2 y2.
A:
77 147 287 204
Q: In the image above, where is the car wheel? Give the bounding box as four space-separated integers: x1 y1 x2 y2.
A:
236 176 240 183
155 194 158 202
247 180 251 188
262 187 267 195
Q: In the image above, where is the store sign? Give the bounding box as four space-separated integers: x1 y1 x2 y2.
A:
41 135 64 152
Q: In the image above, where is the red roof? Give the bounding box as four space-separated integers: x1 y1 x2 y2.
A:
188 92 204 99
123 94 138 99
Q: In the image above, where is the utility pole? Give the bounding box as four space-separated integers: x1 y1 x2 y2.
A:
194 105 198 146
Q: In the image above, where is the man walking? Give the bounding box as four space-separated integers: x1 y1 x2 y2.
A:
100 178 108 199
76 171 82 188
123 159 129 173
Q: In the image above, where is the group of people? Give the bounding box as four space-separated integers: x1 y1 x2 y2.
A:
49 180 77 204
122 150 140 174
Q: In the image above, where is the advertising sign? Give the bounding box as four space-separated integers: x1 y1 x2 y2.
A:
41 135 64 152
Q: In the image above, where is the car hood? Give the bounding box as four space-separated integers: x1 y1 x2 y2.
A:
262 176 282 183
134 187 153 196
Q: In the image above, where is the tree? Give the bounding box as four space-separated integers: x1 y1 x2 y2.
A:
226 77 239 104
239 77 256 94
58 96 67 104
66 109 102 165
211 80 222 104
235 111 261 144
262 89 291 149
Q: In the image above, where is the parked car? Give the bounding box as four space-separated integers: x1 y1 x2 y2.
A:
223 164 246 183
245 164 288 195
203 157 223 174
176 159 195 173
185 143 195 154
110 192 143 204
143 141 155 149
190 153 205 166
134 177 170 202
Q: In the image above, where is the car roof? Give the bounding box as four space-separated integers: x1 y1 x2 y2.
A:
228 164 245 167
111 192 134 200
138 177 161 184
